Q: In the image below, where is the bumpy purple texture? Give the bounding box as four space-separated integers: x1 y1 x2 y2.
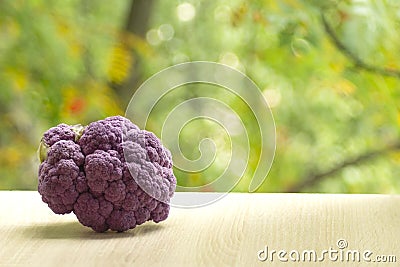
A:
78 116 139 156
38 116 176 232
42 124 76 146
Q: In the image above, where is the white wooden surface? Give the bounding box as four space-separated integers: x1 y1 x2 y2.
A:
0 191 399 267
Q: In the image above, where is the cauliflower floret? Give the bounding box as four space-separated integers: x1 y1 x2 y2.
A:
38 159 80 214
78 116 139 155
47 140 85 166
42 124 76 147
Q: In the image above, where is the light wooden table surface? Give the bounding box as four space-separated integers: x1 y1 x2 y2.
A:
0 191 399 267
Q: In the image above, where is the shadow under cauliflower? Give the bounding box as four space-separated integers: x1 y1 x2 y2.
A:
38 116 176 232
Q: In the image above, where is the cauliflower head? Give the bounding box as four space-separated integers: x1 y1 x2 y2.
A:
38 116 176 232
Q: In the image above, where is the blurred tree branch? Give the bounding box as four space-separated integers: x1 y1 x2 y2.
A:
110 0 155 107
285 142 400 192
321 13 400 79
286 12 400 192
81 0 94 77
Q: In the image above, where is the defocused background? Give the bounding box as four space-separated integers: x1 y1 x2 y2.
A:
0 0 399 193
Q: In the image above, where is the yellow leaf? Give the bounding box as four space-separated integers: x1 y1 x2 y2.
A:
69 43 82 57
333 79 356 95
1 146 22 167
329 62 343 72
389 151 400 163
124 32 152 57
107 42 134 84
6 68 28 91
4 20 20 38
55 19 70 37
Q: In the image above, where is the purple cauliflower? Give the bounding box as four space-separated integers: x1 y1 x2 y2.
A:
38 116 176 232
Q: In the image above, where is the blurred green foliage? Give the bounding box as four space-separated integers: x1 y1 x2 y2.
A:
0 0 399 193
